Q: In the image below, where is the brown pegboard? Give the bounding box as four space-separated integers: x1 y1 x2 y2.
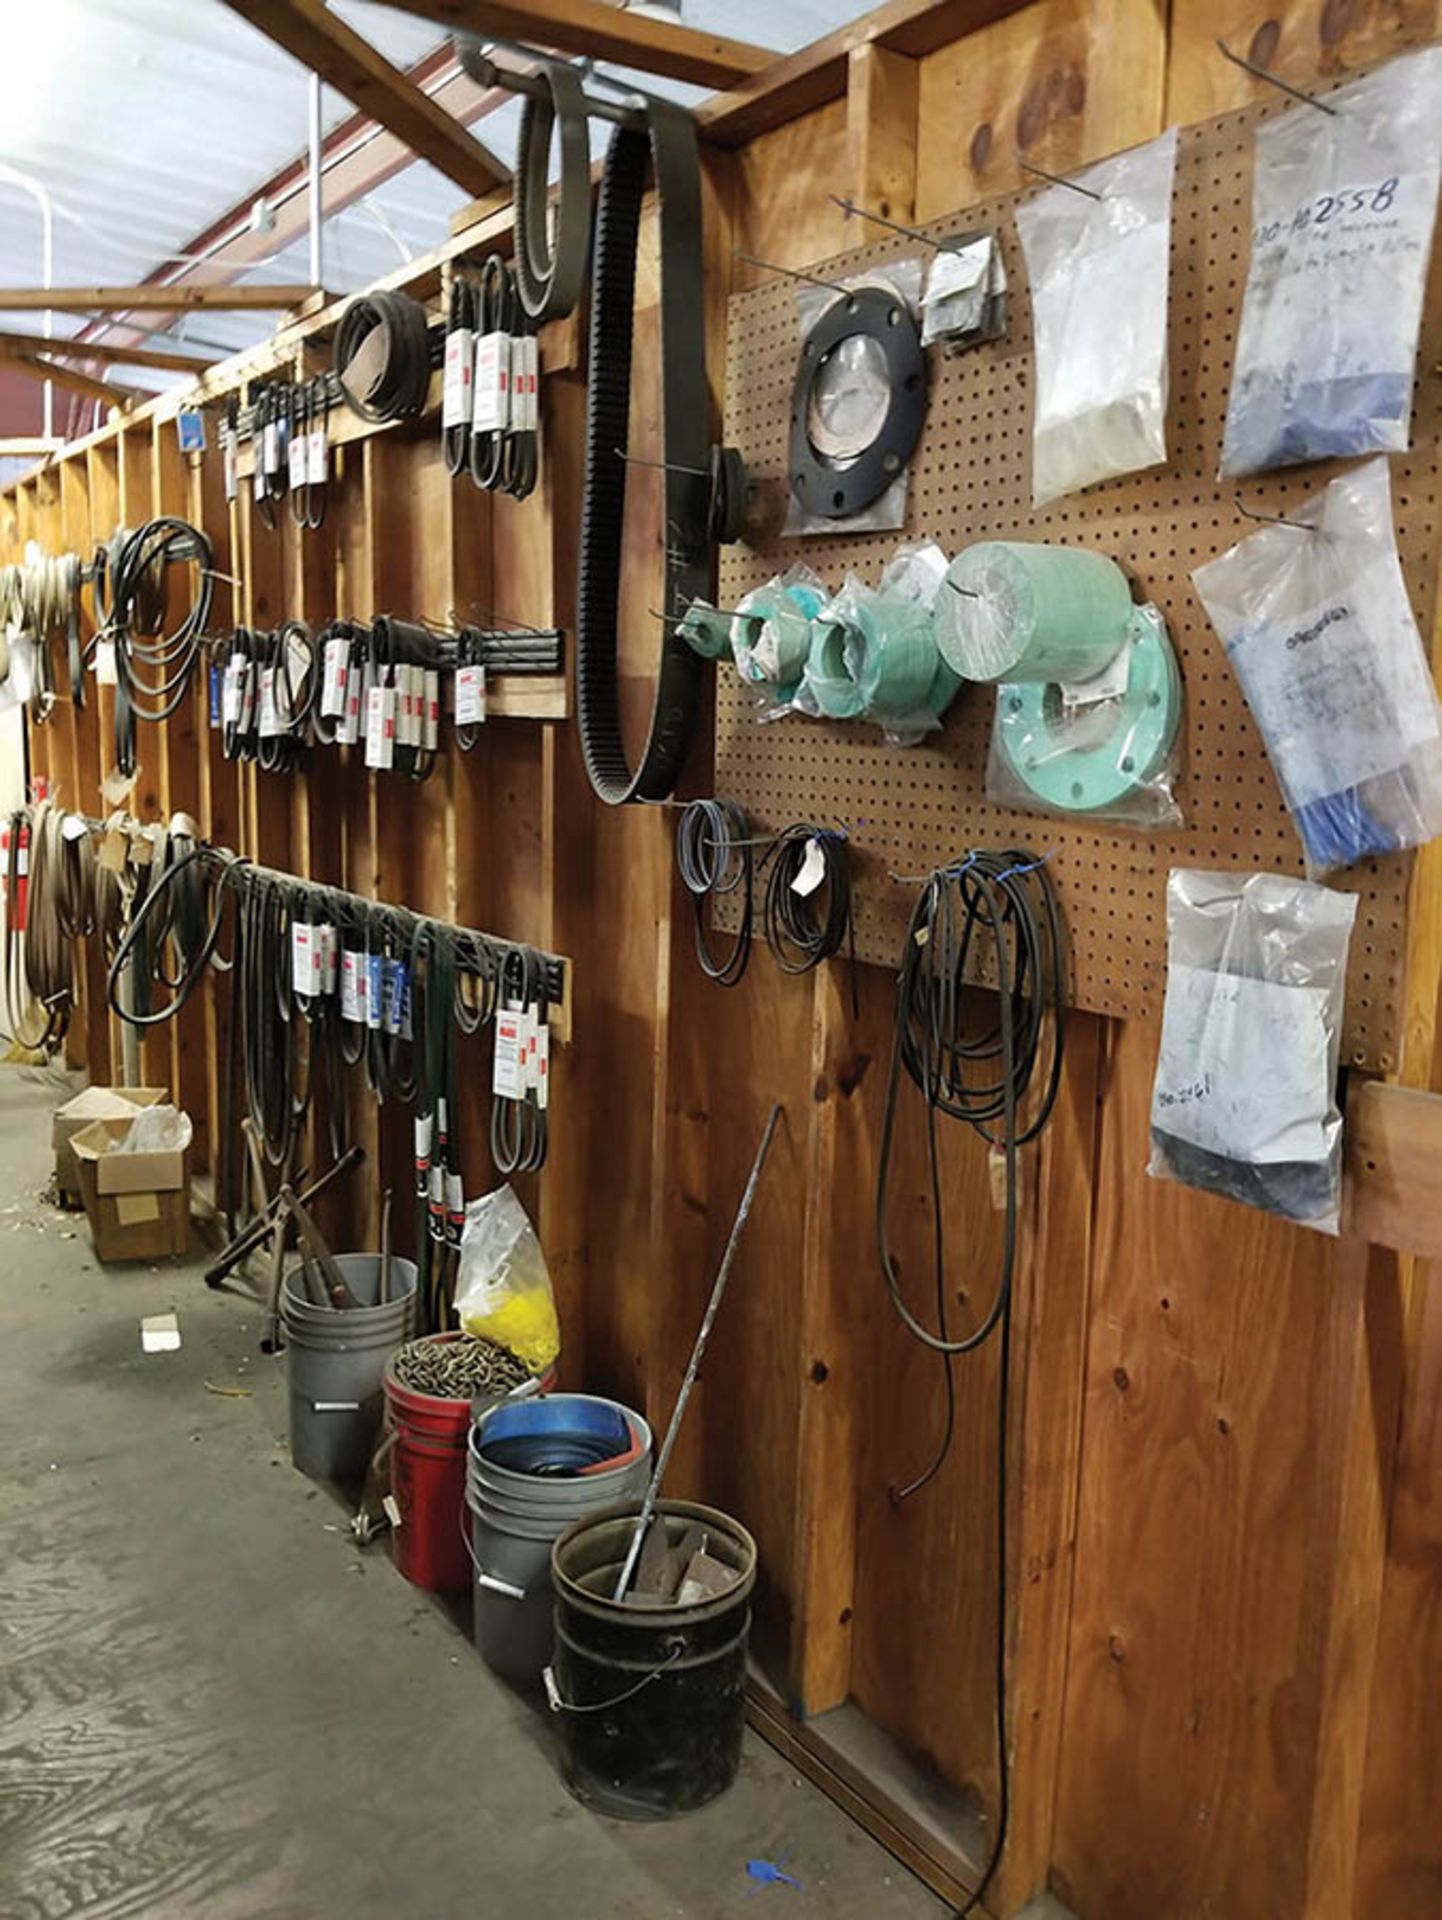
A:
716 91 1442 1073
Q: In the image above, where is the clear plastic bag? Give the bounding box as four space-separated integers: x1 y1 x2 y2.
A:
786 261 923 537
1015 128 1177 506
798 567 958 743
454 1184 560 1372
119 1106 193 1154
1148 869 1357 1232
1192 458 1442 876
732 565 826 711
921 232 1007 351
1220 47 1442 478
985 603 1184 827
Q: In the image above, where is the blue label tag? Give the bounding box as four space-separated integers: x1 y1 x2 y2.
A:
367 953 383 1031
209 663 220 729
176 407 206 453
382 959 411 1038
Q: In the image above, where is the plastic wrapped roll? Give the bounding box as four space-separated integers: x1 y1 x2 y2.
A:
736 580 820 687
677 602 734 660
852 597 940 720
806 617 866 718
935 541 1134 683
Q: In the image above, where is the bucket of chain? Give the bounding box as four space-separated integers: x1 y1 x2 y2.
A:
547 1499 756 1818
384 1332 558 1594
466 1394 653 1687
281 1253 419 1479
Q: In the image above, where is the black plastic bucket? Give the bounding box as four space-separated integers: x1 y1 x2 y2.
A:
547 1499 757 1820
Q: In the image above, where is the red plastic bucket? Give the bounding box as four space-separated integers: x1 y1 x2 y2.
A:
383 1333 555 1595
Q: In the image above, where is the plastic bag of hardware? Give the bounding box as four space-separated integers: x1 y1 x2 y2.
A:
454 1183 560 1373
118 1106 193 1155
920 231 1007 350
733 564 827 714
786 259 924 538
1192 459 1442 876
1148 870 1357 1233
799 571 957 742
986 604 1184 826
1015 128 1177 506
1220 47 1442 478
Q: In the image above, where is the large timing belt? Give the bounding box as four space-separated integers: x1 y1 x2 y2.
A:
576 98 709 806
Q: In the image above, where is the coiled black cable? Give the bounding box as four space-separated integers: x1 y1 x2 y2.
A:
761 824 854 979
106 517 214 778
444 273 480 478
676 798 752 988
875 848 1065 1920
335 290 432 424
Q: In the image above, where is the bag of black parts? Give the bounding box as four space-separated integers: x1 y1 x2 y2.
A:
1148 870 1356 1234
1192 458 1442 878
1220 46 1442 477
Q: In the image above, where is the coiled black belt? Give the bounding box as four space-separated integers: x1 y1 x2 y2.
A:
575 99 709 805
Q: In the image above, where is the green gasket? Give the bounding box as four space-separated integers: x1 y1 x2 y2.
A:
996 607 1181 812
853 597 939 720
807 616 866 719
677 603 734 660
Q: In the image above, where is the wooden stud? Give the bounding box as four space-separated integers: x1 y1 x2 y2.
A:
0 328 213 375
0 286 319 313
846 43 919 224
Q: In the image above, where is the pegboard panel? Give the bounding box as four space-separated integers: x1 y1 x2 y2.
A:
716 89 1442 1073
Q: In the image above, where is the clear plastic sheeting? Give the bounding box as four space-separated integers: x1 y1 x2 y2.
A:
455 1183 560 1373
1220 47 1442 478
1193 459 1442 877
920 231 1007 350
1015 128 1177 506
1148 869 1357 1233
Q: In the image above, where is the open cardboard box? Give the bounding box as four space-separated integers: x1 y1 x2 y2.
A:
53 1086 167 1208
70 1111 193 1263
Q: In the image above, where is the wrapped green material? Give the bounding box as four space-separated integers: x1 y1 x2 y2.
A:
936 541 1133 684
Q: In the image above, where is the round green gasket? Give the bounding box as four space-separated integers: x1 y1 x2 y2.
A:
995 608 1181 812
806 616 866 719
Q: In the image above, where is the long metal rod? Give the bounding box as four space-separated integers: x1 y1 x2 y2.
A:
308 74 325 290
612 1102 784 1601
462 49 643 129
1215 38 1337 114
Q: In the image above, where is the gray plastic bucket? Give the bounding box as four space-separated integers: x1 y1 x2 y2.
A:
465 1396 652 1688
282 1254 418 1480
548 1500 756 1819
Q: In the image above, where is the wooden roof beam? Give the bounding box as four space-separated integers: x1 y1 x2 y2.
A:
0 349 149 409
0 287 319 312
218 0 510 197
0 328 210 374
367 0 775 90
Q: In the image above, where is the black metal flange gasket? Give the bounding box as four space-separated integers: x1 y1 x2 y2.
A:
788 284 928 520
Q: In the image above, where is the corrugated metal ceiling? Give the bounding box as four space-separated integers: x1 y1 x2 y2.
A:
0 1 859 391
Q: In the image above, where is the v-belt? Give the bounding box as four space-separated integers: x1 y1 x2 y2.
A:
576 98 709 805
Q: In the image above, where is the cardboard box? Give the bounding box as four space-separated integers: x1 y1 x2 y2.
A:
53 1086 167 1208
70 1113 193 1263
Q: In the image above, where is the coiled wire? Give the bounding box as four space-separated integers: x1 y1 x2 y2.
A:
676 799 752 987
103 518 214 777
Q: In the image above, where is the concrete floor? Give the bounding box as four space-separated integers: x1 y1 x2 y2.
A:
0 1067 945 1920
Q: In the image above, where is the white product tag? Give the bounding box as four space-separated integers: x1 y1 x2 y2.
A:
307 422 327 487
399 664 421 750
1061 637 1133 714
1151 964 1332 1165
492 1006 524 1100
252 458 265 503
60 813 90 843
365 684 396 770
340 949 362 1022
791 836 827 897
428 1162 444 1208
291 922 320 996
319 923 337 994
414 1112 433 1163
423 668 440 751
223 428 238 503
521 334 540 431
437 1096 448 1140
535 1020 550 1111
338 663 361 746
321 638 349 718
287 432 306 492
443 325 475 429
472 330 511 434
454 663 487 726
445 1171 465 1219
94 639 118 687
366 953 383 1031
510 335 528 431
262 420 280 475
221 661 240 725
258 666 281 738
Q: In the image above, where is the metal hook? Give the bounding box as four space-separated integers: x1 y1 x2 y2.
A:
616 447 709 479
1234 492 1318 532
1215 39 1337 115
946 579 982 599
1019 162 1104 202
733 249 856 300
829 196 971 255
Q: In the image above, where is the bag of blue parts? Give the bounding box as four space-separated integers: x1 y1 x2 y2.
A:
1220 46 1442 478
1193 459 1442 877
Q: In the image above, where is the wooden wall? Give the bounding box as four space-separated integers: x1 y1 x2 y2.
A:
4 4 1441 1916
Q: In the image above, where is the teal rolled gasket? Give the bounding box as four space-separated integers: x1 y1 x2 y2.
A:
806 615 866 718
937 541 1135 684
852 596 940 720
676 602 735 660
995 606 1181 812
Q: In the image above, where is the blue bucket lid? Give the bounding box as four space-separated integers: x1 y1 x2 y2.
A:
477 1396 636 1477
